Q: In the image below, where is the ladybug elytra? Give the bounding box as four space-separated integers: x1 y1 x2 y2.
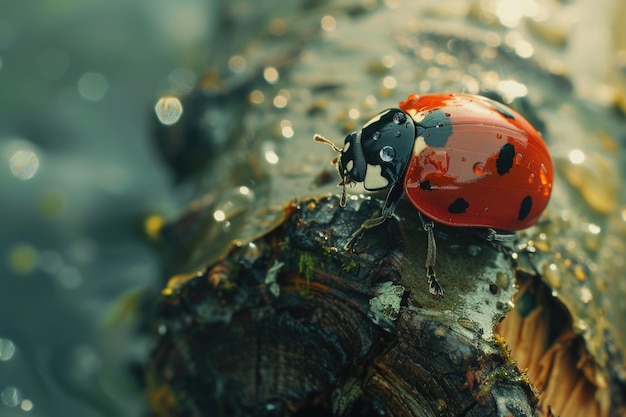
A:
315 93 553 296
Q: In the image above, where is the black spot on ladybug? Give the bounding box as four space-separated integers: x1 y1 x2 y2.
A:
420 180 432 190
518 195 533 221
448 198 469 214
418 110 453 147
496 143 515 175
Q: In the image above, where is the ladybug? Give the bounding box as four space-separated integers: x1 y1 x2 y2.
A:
314 93 553 296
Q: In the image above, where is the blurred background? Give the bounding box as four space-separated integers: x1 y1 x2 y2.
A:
1 0 625 416
0 1 204 415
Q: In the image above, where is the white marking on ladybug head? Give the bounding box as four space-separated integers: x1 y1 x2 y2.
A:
363 163 389 190
412 135 428 157
362 109 391 129
343 141 351 153
345 159 353 173
405 109 426 124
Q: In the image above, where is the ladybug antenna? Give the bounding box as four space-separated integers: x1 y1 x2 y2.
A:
313 134 343 153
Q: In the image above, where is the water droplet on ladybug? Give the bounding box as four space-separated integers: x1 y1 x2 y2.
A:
539 163 549 185
392 112 406 124
473 162 485 175
436 122 444 128
372 131 381 141
528 173 535 184
380 145 396 162
515 152 523 165
394 131 401 138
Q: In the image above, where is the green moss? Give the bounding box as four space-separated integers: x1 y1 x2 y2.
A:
342 258 360 272
298 252 315 283
281 237 291 253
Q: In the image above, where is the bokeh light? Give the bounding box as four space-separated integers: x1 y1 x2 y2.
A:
77 72 109 102
9 150 39 180
0 339 16 361
155 96 183 125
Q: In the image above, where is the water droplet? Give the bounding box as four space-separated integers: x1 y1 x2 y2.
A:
473 162 485 175
155 97 183 125
496 271 510 289
528 173 535 184
539 163 549 185
379 146 395 162
212 186 256 226
436 122 444 128
372 131 381 141
392 112 406 125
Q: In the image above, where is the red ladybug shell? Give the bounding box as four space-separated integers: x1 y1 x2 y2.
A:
399 93 553 231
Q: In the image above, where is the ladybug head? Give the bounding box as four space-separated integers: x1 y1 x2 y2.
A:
315 109 416 206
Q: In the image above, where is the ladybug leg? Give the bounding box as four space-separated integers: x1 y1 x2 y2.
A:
477 229 517 256
344 181 404 251
419 213 444 297
480 228 517 242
